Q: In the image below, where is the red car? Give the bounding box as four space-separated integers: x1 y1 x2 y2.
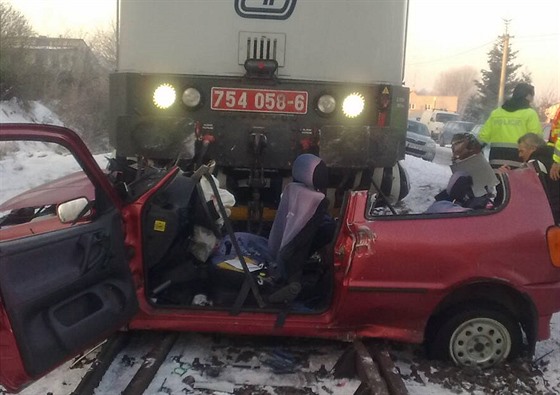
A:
1 124 559 392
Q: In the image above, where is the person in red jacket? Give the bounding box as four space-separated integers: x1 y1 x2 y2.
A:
550 107 560 181
551 138 560 181
547 106 559 148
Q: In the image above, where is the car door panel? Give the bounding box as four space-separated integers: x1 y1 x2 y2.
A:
0 209 137 378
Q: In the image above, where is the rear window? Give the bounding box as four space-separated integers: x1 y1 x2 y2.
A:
435 113 460 123
445 122 475 133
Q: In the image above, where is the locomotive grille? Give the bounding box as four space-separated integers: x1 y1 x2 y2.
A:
238 32 286 66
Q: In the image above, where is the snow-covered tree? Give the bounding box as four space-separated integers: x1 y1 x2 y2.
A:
463 36 532 123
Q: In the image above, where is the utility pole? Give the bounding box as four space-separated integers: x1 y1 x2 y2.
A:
497 19 511 106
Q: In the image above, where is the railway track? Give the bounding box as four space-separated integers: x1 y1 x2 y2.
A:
66 331 409 395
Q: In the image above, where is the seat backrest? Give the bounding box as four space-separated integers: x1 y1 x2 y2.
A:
450 153 499 197
268 154 328 258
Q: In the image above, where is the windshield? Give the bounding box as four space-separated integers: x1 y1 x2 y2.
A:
435 113 460 123
407 121 430 137
448 122 475 133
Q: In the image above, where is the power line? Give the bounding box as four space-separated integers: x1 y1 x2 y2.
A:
407 40 495 66
516 33 558 40
407 32 558 67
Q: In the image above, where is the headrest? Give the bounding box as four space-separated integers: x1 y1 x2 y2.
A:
292 154 328 190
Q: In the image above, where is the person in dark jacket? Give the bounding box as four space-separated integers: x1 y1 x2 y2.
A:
479 83 543 169
516 133 560 223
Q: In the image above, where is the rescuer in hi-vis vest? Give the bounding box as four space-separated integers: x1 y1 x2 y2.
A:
550 107 560 181
551 138 560 181
479 83 543 169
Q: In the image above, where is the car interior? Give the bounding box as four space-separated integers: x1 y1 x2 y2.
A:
127 151 513 317
125 154 340 316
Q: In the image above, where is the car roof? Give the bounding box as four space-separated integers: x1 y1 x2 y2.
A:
0 171 94 212
447 121 474 125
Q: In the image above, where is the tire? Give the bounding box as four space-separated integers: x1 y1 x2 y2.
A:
428 307 522 368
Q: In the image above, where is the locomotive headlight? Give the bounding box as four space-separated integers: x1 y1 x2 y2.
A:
317 94 336 114
342 93 365 118
153 83 176 109
182 87 202 108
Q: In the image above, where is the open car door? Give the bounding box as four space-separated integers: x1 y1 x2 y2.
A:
0 124 138 392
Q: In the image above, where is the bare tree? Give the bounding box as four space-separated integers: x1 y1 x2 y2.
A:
536 86 560 122
50 24 118 150
433 66 479 115
87 23 117 71
0 2 36 99
0 4 114 149
0 2 35 39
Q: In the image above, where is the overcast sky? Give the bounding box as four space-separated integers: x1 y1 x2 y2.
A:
6 0 560 99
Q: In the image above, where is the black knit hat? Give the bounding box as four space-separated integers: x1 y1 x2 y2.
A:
502 83 535 112
512 83 535 99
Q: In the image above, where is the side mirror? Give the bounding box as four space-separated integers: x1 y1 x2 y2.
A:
57 197 92 224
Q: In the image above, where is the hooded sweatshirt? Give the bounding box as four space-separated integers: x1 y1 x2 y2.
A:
478 104 542 145
478 91 543 168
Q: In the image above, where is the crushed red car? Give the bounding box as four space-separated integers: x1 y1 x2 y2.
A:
1 124 559 392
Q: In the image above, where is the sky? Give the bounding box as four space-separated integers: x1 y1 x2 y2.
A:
5 0 560 99
405 0 560 98
2 98 560 394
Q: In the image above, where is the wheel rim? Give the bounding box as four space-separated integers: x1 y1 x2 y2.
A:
449 317 511 368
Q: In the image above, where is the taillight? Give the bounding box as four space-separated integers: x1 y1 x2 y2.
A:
547 226 560 267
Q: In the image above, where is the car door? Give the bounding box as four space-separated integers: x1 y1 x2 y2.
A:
0 124 138 392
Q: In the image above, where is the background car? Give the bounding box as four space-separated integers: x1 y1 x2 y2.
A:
406 119 437 161
471 123 483 138
439 121 475 147
419 110 461 140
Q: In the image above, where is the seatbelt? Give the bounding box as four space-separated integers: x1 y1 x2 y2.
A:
370 178 398 215
197 165 266 310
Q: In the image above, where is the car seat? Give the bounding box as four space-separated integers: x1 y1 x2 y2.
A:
210 153 330 305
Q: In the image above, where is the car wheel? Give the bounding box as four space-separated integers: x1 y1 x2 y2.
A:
428 307 522 368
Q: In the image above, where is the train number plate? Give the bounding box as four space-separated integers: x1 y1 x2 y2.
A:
211 87 308 114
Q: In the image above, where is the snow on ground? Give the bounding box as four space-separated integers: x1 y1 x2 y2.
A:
534 313 560 391
0 98 64 126
1 100 559 394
